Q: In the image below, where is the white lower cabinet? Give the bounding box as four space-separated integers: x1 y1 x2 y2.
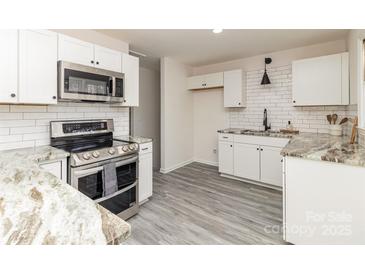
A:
138 142 153 203
260 146 283 187
218 141 234 174
233 143 260 181
218 133 289 187
284 157 365 244
39 158 67 183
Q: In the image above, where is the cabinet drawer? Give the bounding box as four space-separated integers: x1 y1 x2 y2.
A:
139 142 153 154
234 134 289 147
218 133 233 142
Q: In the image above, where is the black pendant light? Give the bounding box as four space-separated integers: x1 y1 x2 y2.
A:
261 57 272 85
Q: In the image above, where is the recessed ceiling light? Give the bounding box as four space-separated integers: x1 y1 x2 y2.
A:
213 29 223 34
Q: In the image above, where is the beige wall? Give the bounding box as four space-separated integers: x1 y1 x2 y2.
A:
192 39 349 165
132 65 161 170
53 29 129 53
160 57 193 172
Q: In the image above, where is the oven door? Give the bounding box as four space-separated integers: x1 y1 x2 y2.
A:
70 156 139 218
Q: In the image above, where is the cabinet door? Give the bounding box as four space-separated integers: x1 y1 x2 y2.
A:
0 30 18 103
121 53 139 106
139 152 153 203
94 45 122 72
19 30 58 104
58 34 95 67
224 70 243 107
260 145 283 187
233 143 260 181
292 53 346 106
40 159 67 183
218 141 234 175
187 75 205 89
205 72 223 88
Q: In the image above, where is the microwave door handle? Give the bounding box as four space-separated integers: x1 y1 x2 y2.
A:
74 166 104 177
111 76 116 96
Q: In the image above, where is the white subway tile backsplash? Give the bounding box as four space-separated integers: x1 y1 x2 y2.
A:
0 128 10 135
0 134 22 143
0 120 36 128
229 65 357 134
0 105 10 112
0 113 23 120
0 102 129 151
10 105 47 112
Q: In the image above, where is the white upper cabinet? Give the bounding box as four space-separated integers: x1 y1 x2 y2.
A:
292 52 349 106
58 34 122 72
223 69 246 107
94 45 122 72
187 72 223 90
121 53 139 107
18 30 58 104
0 30 18 103
58 34 95 67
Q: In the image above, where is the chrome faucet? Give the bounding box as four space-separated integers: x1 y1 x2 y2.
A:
263 108 271 131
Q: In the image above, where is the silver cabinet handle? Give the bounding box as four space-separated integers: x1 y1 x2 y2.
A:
11 93 16 98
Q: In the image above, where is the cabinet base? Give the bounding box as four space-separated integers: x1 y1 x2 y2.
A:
220 173 282 191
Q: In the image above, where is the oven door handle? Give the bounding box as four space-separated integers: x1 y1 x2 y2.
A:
115 156 138 168
95 181 138 203
74 166 104 177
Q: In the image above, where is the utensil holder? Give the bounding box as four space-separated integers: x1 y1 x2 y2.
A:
329 125 342 136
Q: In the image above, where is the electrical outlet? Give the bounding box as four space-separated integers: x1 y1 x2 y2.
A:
213 148 217 154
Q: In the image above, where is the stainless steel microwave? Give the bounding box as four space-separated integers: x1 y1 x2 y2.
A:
58 61 125 103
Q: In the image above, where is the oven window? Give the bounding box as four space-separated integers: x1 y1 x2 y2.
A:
78 170 103 200
116 162 137 189
99 186 137 215
64 69 112 96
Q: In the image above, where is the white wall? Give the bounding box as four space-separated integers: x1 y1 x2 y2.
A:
192 39 355 166
160 57 193 173
53 29 129 53
132 65 161 170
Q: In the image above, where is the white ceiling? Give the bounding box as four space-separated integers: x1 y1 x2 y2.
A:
97 29 348 67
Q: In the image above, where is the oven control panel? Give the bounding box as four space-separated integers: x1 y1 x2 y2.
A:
70 143 139 167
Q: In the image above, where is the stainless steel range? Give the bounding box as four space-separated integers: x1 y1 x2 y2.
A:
50 119 139 220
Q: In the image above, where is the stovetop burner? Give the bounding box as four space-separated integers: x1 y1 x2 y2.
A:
50 119 139 167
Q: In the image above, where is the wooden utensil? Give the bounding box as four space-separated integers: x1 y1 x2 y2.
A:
332 114 338 125
350 117 358 144
326 114 332 125
339 117 348 125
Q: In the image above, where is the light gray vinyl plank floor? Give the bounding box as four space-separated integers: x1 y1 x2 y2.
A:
125 162 287 245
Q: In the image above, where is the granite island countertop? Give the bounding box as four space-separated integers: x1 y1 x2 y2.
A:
217 128 295 139
0 146 131 244
114 135 153 144
281 133 365 168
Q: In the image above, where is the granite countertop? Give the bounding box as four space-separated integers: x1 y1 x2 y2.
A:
0 146 131 245
217 128 295 139
114 135 153 144
281 133 365 168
